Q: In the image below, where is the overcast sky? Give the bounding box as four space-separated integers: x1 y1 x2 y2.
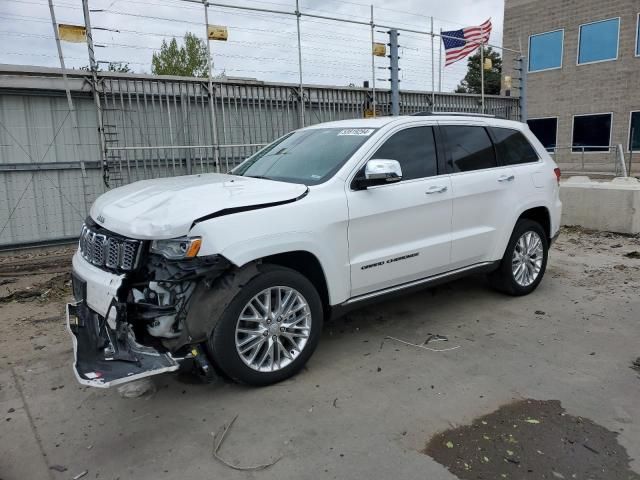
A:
0 0 504 91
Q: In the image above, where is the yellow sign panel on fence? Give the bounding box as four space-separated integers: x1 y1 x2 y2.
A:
372 42 386 57
207 25 228 41
58 24 87 43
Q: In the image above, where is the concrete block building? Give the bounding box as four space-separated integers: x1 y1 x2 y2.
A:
502 0 640 175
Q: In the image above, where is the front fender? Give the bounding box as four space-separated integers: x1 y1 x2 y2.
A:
219 232 348 305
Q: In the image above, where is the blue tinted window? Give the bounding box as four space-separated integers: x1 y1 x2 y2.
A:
529 30 563 72
637 14 640 56
578 18 619 64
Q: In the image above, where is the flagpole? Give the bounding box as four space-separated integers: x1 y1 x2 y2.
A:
480 36 485 114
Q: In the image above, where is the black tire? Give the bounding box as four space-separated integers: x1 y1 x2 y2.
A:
207 264 323 386
488 219 549 296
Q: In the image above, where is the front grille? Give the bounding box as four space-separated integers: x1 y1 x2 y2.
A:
79 223 142 272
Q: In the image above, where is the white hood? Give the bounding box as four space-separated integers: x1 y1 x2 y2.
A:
90 173 308 239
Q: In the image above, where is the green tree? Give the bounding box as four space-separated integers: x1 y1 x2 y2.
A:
151 32 208 77
454 46 502 95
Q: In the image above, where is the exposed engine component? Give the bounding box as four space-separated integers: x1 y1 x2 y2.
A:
131 281 196 339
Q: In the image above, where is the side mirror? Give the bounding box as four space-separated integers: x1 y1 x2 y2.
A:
354 159 403 189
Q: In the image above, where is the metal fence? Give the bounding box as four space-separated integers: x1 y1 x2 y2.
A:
551 145 630 178
0 67 520 248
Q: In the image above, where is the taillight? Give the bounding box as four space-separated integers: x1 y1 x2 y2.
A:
554 168 561 185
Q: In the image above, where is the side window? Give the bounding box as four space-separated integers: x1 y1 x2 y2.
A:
371 126 437 181
441 126 496 173
491 127 539 165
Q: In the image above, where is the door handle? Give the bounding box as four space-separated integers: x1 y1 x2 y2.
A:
425 185 448 194
498 175 515 183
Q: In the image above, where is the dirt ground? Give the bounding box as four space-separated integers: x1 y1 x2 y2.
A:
1 228 639 480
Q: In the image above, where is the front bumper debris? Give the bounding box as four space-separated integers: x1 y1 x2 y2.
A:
66 302 180 388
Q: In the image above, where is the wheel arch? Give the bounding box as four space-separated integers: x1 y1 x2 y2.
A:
260 251 330 314
517 206 551 240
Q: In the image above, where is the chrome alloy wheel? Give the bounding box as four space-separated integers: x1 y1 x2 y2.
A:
234 286 312 372
511 231 544 287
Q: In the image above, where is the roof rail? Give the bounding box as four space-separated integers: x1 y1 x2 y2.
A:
410 112 496 118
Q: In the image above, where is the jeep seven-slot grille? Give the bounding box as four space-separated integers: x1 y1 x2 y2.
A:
79 224 142 271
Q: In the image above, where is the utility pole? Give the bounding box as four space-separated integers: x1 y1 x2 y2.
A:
203 1 220 172
514 54 527 122
295 0 305 127
81 0 106 180
388 29 400 116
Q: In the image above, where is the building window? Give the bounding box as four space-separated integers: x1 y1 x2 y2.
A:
636 14 640 56
527 118 558 151
528 30 563 72
630 112 640 152
578 18 619 65
572 114 612 152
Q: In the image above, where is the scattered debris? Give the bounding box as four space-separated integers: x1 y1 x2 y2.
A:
0 278 16 286
631 358 640 372
117 378 156 398
49 465 67 472
72 470 88 480
425 334 448 344
212 415 282 471
0 273 71 303
424 399 640 480
385 336 460 353
624 251 640 259
535 310 546 315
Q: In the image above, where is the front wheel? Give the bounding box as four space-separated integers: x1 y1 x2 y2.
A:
208 265 323 386
488 219 549 296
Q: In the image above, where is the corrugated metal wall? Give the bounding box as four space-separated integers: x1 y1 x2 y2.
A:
0 69 521 248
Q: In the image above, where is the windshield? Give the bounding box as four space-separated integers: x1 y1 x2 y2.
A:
231 127 377 185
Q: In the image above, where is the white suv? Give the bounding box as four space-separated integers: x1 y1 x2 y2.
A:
67 114 562 388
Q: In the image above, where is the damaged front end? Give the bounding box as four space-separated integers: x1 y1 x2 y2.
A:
67 220 230 388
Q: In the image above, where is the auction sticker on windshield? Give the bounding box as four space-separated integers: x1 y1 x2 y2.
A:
337 128 375 136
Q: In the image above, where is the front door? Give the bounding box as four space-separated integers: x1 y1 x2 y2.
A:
346 125 453 298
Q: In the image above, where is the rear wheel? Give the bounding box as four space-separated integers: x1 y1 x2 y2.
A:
488 219 549 296
208 265 323 386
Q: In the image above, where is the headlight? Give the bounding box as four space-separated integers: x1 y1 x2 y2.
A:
151 236 202 260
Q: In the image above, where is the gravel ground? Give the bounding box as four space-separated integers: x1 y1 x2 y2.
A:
1 229 639 480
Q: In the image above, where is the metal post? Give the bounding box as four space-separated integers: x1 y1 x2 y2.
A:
48 0 86 176
430 17 435 111
519 55 527 123
295 0 305 127
438 28 443 92
81 0 106 179
370 4 376 117
203 1 220 172
629 127 635 177
480 38 485 114
389 29 400 116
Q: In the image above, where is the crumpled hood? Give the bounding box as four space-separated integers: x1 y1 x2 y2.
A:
90 173 307 239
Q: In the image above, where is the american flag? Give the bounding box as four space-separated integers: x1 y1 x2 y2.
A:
441 19 492 67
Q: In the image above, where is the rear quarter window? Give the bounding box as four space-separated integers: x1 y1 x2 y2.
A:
490 127 539 165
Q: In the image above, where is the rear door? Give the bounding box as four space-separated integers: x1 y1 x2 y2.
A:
440 123 518 268
346 125 452 297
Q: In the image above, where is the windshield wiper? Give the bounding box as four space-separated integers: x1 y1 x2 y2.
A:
245 175 271 180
